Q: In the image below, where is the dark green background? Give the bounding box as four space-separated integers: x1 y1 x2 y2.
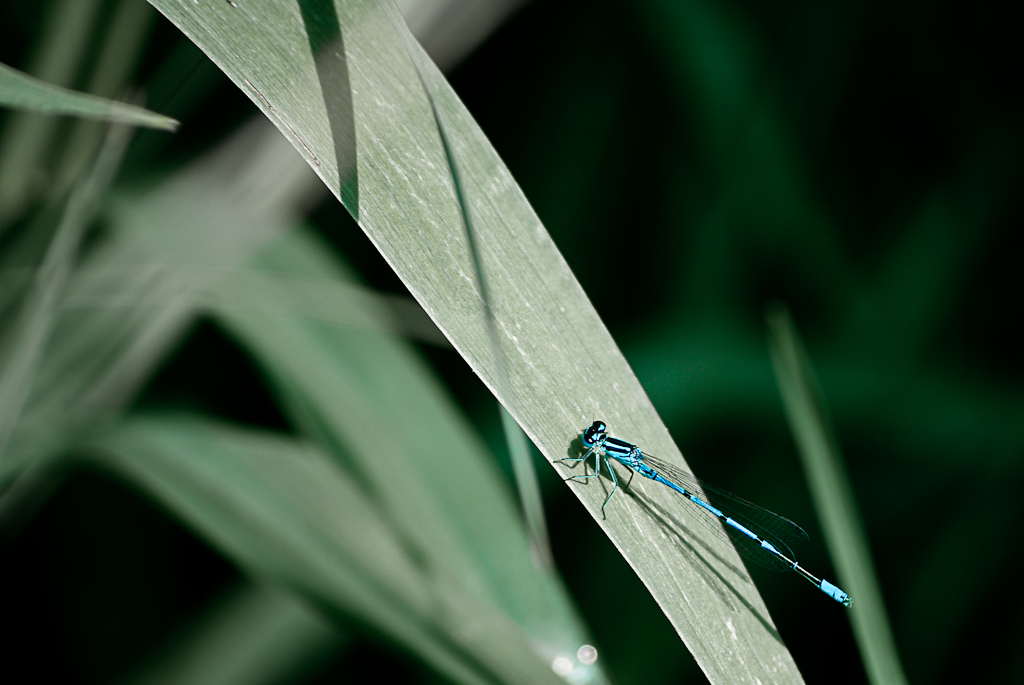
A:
1 0 1022 683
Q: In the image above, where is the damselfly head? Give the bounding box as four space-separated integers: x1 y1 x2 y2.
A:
582 420 607 445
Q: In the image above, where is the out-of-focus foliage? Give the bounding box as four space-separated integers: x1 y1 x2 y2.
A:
0 0 1021 684
1 1 605 684
449 1 1022 683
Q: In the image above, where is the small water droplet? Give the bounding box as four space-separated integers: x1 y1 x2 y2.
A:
552 656 573 676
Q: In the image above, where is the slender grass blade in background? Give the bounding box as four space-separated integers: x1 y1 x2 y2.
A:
500 403 553 571
0 63 178 131
51 0 163 195
144 0 805 680
120 582 344 685
766 303 909 685
0 124 133 461
0 0 106 228
4 119 309 461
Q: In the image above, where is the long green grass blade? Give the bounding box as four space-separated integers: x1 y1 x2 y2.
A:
145 0 804 680
1 107 604 682
499 403 553 571
0 63 178 130
766 304 908 685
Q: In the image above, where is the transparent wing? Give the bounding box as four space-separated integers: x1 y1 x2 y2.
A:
638 453 810 571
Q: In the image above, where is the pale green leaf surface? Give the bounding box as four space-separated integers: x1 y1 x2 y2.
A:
121 582 343 685
210 227 602 681
146 0 806 679
145 0 803 680
91 414 567 685
766 305 908 685
0 62 178 131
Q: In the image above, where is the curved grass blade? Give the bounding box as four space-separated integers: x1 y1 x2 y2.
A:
143 0 806 680
386 4 553 572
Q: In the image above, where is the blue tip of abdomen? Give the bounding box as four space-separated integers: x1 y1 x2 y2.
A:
820 579 851 607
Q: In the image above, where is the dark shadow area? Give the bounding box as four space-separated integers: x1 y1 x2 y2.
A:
0 466 239 685
298 0 358 214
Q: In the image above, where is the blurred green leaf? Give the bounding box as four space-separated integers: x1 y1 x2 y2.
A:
210 226 600 680
121 582 344 685
0 124 132 460
0 0 106 228
4 119 306 466
0 62 178 130
1 109 603 683
52 0 160 194
766 303 908 685
90 413 566 685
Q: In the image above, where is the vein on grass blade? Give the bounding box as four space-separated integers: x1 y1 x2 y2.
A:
385 2 554 574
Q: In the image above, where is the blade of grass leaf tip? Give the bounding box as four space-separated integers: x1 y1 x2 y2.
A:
53 0 161 195
0 63 178 131
146 1 805 681
766 303 909 685
0 0 105 229
0 124 133 462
